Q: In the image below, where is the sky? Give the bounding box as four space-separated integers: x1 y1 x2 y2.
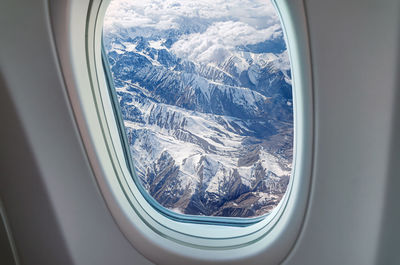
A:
103 0 285 64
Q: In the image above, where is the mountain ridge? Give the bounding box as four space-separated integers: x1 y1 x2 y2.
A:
104 17 293 217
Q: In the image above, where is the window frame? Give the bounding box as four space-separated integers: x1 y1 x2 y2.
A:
58 0 314 263
101 39 280 227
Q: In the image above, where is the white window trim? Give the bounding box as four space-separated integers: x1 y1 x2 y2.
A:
50 0 314 263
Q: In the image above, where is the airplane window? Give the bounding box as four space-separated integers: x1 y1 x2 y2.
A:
102 0 293 220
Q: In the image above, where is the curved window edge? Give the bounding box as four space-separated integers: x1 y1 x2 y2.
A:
100 42 271 227
50 0 314 263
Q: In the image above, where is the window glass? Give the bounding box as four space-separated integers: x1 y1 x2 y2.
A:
103 0 293 218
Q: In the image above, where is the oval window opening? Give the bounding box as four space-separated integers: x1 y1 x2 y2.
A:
102 0 293 219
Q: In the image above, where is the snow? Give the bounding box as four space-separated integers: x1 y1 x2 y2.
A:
121 89 290 198
149 39 165 49
103 0 293 216
122 42 137 52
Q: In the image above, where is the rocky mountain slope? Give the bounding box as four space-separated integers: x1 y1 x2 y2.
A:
103 3 293 217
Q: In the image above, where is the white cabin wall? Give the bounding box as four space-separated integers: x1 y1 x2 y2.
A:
0 0 399 264
284 0 400 264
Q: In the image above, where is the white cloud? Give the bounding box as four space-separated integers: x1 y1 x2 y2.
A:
103 0 285 65
103 0 280 31
171 21 282 64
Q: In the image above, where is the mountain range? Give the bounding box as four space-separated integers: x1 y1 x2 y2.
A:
103 5 293 217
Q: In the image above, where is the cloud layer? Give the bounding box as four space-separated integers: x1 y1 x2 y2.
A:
104 0 285 65
171 21 282 64
104 0 279 30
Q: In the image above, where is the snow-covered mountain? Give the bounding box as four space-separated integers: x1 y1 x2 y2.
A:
103 0 293 217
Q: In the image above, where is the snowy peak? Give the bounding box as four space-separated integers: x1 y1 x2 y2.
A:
103 0 293 217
